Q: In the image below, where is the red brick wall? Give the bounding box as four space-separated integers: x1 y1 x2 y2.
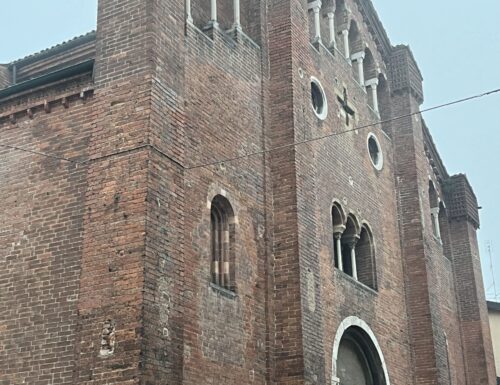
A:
0 84 93 384
293 2 414 384
0 0 496 384
71 0 155 383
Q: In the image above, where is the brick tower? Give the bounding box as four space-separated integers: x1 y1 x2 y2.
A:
0 0 495 384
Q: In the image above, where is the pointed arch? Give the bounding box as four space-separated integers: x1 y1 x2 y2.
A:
340 214 360 277
348 20 363 56
363 48 378 82
332 201 347 270
355 223 377 290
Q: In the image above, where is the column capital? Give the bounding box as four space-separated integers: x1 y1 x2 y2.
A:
351 51 366 62
333 225 346 237
431 207 440 216
331 376 340 385
342 29 349 36
365 78 379 88
327 11 335 18
308 0 322 10
343 235 360 248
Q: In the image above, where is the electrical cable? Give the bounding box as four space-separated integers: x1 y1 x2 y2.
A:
1 87 499 170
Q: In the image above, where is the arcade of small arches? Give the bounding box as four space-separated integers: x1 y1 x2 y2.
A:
307 0 388 116
331 201 377 290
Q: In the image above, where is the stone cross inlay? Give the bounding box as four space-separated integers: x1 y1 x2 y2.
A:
337 88 355 125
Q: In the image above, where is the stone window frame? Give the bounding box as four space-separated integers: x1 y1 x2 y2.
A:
311 76 329 120
367 132 384 171
210 194 237 292
331 316 391 385
331 201 378 290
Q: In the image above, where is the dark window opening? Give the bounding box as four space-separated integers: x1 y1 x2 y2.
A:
341 244 353 276
210 195 235 291
368 136 380 167
337 327 387 385
311 81 324 115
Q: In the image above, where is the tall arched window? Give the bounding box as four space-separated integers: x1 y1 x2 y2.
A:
210 195 235 291
332 202 346 270
355 225 377 290
348 21 362 56
341 215 360 279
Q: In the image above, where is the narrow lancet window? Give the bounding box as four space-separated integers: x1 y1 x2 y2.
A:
210 195 235 291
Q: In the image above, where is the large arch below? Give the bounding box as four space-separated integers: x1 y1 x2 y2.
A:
331 316 391 385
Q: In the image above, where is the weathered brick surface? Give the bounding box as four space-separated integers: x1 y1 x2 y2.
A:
0 86 93 384
0 0 496 384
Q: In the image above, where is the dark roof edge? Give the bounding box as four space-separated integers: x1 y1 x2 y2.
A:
0 59 94 100
487 301 500 312
9 31 96 68
422 119 449 180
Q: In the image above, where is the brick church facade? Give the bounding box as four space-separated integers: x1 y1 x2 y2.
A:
0 0 496 384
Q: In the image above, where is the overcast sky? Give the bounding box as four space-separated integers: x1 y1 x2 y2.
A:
1 0 499 300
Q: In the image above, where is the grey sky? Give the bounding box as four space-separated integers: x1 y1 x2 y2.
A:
1 0 498 299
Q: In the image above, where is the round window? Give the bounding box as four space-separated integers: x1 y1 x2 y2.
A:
310 77 328 120
367 133 383 170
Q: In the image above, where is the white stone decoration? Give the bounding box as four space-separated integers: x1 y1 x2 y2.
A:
367 132 384 171
327 11 336 48
331 316 391 385
311 76 328 120
342 29 350 59
308 1 323 43
210 0 218 27
233 0 241 30
351 51 366 87
186 0 193 23
431 206 441 240
365 78 380 114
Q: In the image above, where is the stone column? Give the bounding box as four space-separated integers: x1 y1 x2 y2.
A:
431 207 441 240
345 236 359 280
210 0 218 26
308 1 322 43
334 233 343 271
351 51 366 87
365 78 379 113
351 246 358 280
186 0 192 22
327 11 336 48
342 29 349 58
233 0 241 30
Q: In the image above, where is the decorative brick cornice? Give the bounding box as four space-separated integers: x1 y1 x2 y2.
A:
0 87 93 125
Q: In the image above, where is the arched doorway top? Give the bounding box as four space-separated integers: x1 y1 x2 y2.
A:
331 316 390 385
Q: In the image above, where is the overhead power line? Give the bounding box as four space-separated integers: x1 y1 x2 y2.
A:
1 87 499 170
186 87 500 170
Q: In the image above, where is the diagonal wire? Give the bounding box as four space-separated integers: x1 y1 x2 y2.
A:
0 87 499 168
